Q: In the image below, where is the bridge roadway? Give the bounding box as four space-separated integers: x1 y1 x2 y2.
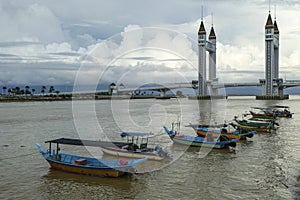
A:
60 80 300 95
116 82 263 93
116 80 300 95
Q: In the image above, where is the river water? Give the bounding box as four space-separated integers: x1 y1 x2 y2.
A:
0 97 300 200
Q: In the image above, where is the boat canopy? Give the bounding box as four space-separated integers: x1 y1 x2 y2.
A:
268 105 290 109
251 107 268 110
45 138 127 147
120 132 153 137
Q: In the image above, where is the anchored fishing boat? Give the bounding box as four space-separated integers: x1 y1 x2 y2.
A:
268 105 293 118
99 132 169 161
188 123 255 140
249 107 277 120
231 116 278 132
36 139 148 178
163 123 238 149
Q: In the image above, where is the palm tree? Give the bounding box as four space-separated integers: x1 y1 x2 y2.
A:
31 88 35 95
2 86 7 95
49 85 55 93
15 87 21 95
41 86 46 96
7 88 11 95
25 85 30 96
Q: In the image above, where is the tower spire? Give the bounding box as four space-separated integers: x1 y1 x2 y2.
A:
274 5 279 34
201 5 204 21
265 13 273 28
209 13 216 40
198 5 206 35
274 4 277 20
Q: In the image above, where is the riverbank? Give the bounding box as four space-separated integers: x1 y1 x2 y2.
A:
0 94 182 102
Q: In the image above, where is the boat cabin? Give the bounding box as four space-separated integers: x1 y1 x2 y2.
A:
120 132 154 150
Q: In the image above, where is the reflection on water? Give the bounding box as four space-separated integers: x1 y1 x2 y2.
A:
0 98 300 199
40 170 140 199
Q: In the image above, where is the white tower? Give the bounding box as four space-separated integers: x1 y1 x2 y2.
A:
198 20 207 96
273 19 279 80
208 26 216 80
265 13 275 95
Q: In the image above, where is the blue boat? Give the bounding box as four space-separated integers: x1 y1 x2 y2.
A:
36 138 148 178
163 125 238 149
188 123 255 140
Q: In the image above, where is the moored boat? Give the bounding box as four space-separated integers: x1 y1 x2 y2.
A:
268 105 293 118
249 107 277 119
101 132 169 160
231 116 278 132
36 139 148 178
163 124 238 149
191 124 255 140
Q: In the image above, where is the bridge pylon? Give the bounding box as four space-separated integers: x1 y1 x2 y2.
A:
197 17 218 97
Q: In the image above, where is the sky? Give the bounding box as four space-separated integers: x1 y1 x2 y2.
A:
0 0 299 88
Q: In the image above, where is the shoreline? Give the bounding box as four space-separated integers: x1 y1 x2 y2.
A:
0 95 182 103
1 94 298 103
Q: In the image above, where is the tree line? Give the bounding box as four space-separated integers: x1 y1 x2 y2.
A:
1 85 60 96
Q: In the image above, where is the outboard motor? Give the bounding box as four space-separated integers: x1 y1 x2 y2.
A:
221 128 228 134
271 120 280 127
155 145 168 157
228 141 237 148
219 135 229 142
246 133 254 138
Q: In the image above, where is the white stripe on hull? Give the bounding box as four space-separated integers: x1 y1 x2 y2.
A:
100 148 164 161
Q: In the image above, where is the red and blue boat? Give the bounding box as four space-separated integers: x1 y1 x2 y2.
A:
36 138 148 178
187 123 255 140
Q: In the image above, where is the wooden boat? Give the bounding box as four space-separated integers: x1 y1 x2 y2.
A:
268 105 293 118
36 139 148 178
190 124 256 140
249 107 277 119
100 132 169 160
231 116 278 132
38 136 168 161
163 125 238 149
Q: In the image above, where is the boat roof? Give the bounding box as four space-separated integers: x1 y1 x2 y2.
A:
45 138 127 147
268 105 290 109
120 132 153 137
185 123 226 128
251 107 268 110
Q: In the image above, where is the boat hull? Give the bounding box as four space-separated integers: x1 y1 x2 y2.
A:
277 113 293 118
232 120 274 132
172 136 226 148
250 111 276 120
195 129 253 140
163 126 238 149
100 147 164 161
36 144 147 178
47 159 125 177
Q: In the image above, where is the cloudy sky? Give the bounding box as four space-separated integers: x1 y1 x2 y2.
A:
0 0 299 88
